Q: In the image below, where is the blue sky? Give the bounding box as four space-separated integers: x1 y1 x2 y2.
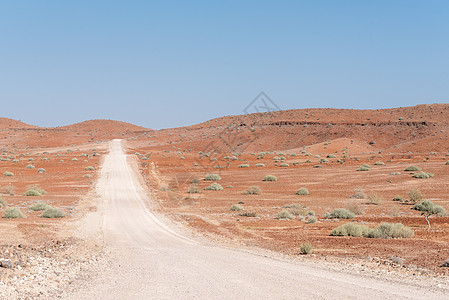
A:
1 1 448 129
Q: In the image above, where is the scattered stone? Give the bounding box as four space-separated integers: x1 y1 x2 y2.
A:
0 259 13 268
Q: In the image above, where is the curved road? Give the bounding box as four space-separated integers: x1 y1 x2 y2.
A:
67 140 447 299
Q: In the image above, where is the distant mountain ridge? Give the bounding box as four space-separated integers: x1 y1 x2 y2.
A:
0 118 150 132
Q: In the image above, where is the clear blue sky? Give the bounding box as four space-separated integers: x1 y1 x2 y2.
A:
1 1 448 129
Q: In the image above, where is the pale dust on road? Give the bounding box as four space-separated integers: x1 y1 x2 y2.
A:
65 140 448 300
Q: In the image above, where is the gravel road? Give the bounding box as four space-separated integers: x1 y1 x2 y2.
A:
65 140 447 299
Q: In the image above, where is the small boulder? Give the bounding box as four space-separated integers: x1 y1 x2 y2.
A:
0 259 13 268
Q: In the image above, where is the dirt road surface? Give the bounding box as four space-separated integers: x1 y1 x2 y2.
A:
64 140 447 299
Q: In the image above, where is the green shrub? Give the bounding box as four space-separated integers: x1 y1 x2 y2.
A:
0 198 7 207
239 211 257 217
446 161 449 165
3 172 14 177
306 216 317 224
37 168 46 173
25 164 35 169
30 203 51 211
330 209 355 219
230 204 243 211
393 195 403 202
3 207 25 219
412 172 434 179
413 200 446 216
331 223 370 237
357 164 370 171
408 189 423 204
296 188 310 195
263 175 277 181
327 154 336 158
84 166 95 171
204 174 221 181
244 186 261 195
255 163 265 167
277 210 295 220
279 163 289 167
72 158 78 161
373 161 385 165
300 243 313 254
204 183 223 191
238 164 250 168
405 166 420 172
42 207 66 218
83 174 93 178
24 189 43 196
366 222 414 239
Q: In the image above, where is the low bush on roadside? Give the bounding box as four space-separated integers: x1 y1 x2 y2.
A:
296 188 309 195
3 172 14 177
230 204 243 211
373 161 385 165
255 163 265 167
330 208 355 219
277 210 295 220
405 166 421 172
25 164 35 169
412 172 434 179
83 174 93 178
3 207 25 219
204 174 221 181
84 166 95 171
42 207 66 218
37 168 46 173
238 164 250 168
243 186 261 195
279 163 289 167
204 183 223 191
263 175 277 181
299 243 313 254
30 203 51 211
0 198 7 207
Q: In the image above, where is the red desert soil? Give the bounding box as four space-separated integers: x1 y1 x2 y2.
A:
126 104 449 274
1 105 449 278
